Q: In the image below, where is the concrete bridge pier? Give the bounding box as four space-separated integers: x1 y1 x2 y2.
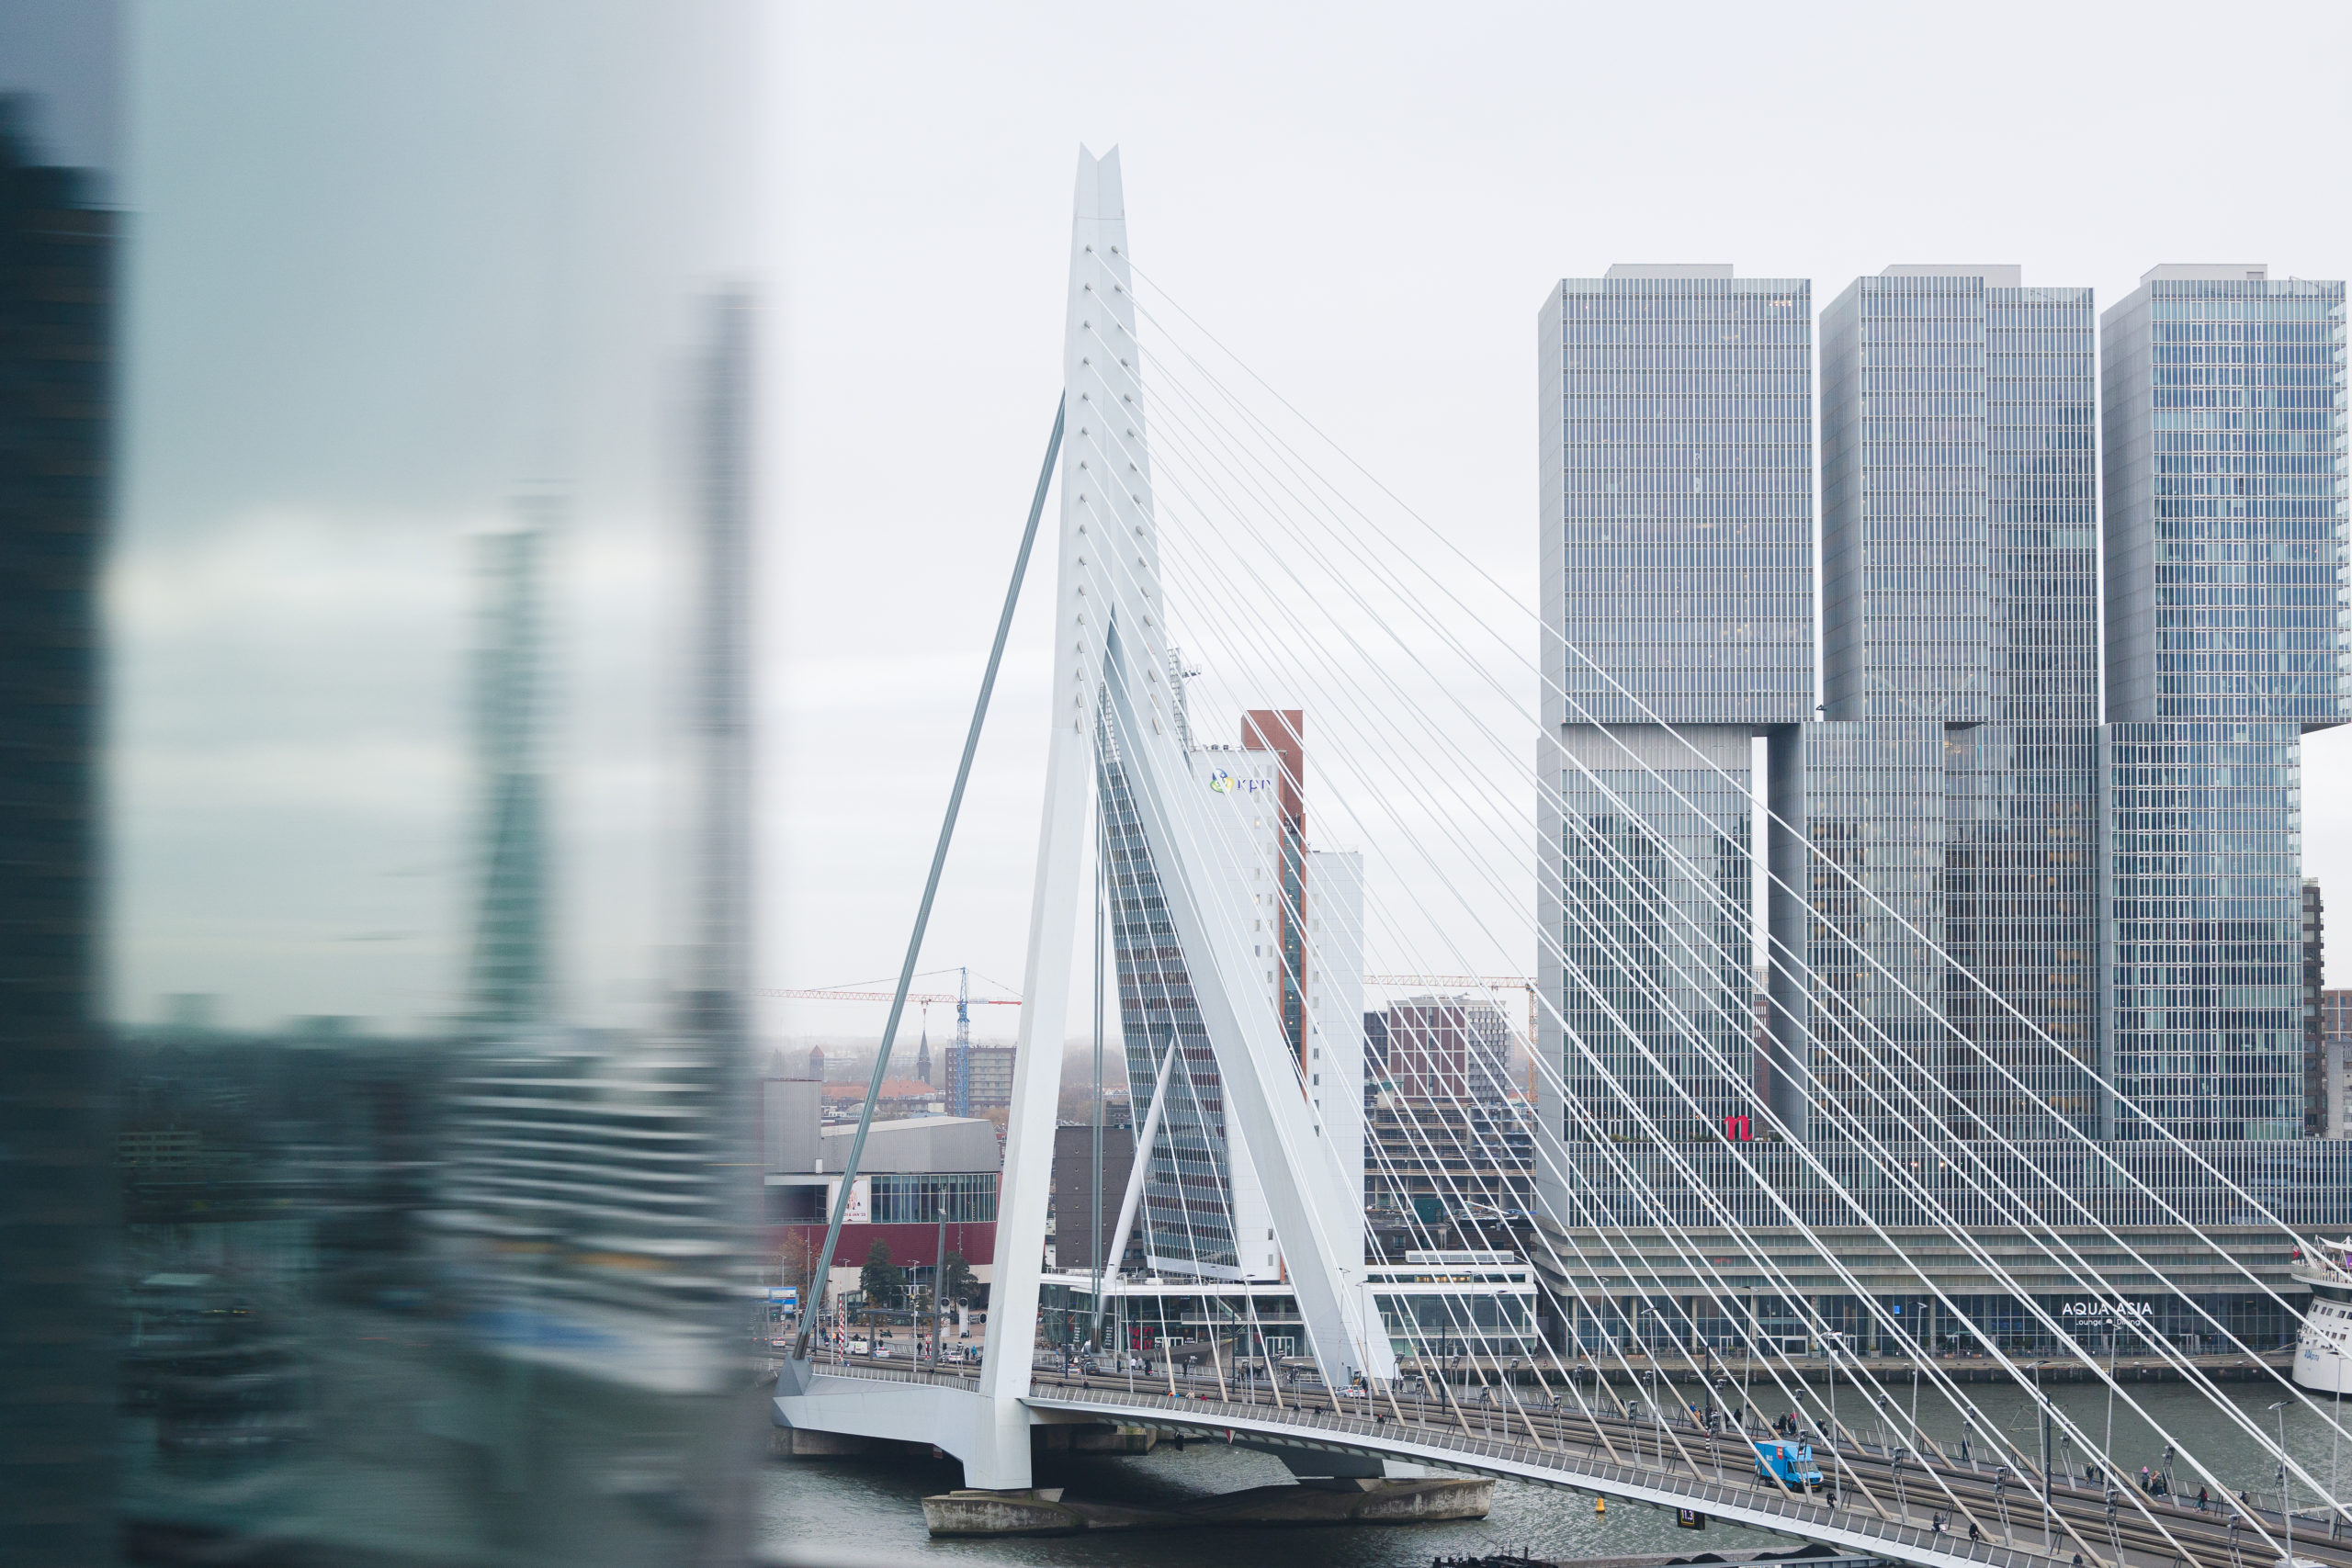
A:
773 1364 1493 1538
918 1473 1496 1537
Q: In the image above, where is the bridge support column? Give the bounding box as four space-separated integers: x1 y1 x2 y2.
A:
922 1475 1493 1537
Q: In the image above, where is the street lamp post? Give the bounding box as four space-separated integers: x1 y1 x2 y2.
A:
1714 1374 1730 1481
2029 1361 2052 1552
1910 1320 1920 1433
2270 1399 2295 1566
1828 1337 1838 1443
2103 1323 2118 1483
933 1202 948 1367
1649 1364 1662 1468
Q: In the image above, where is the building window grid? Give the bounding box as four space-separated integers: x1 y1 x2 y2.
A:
2101 276 2344 1144
2103 721 2305 1139
1560 1136 2352 1230
1535 271 2347 1247
2133 280 2349 728
1101 747 1242 1270
1557 766 1754 1142
868 1172 997 1225
1553 277 1815 727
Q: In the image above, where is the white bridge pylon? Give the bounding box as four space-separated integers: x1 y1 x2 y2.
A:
775 145 1385 1494
965 143 1384 1488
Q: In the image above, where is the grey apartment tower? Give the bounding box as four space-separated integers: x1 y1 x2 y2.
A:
1806 267 2102 1145
1538 259 2346 1191
1532 259 2350 1357
2100 265 2347 1140
1534 265 1812 1155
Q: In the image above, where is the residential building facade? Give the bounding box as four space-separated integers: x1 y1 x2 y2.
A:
1103 707 1365 1284
2306 880 2328 1136
1382 995 1514 1106
1802 266 2103 1146
2327 989 2352 1139
2099 265 2347 1140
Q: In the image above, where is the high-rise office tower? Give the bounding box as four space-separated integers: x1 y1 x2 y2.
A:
1950 277 2102 1134
2100 265 2346 1140
1535 265 1813 1183
468 501 554 1028
1807 266 2100 1144
1104 710 1363 1281
0 90 116 1566
1532 256 2351 1357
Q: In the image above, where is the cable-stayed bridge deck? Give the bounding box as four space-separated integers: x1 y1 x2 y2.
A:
782 1359 2345 1568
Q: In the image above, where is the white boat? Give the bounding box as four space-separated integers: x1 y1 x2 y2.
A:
2290 1239 2352 1395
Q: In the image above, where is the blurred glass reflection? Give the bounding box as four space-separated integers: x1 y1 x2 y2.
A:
4 4 768 1562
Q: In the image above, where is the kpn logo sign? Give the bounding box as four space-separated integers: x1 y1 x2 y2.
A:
1206 768 1270 797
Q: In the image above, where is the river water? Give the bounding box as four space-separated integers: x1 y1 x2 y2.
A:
757 1381 2352 1568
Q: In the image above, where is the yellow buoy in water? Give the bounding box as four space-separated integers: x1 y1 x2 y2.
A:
1595 1496 1607 1515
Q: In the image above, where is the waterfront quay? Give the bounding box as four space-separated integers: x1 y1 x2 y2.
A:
1528 1219 2317 1372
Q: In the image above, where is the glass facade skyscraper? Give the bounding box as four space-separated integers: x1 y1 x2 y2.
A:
1542 260 2343 1167
2099 265 2348 1140
1953 281 2103 1136
1536 265 1812 1203
1102 736 1256 1279
1554 730 1757 1139
2098 720 2305 1137
1532 258 2348 1357
0 94 115 1565
1821 272 1995 726
1803 268 2103 1145
1985 286 2102 727
2103 267 2347 728
1540 265 1815 729
1100 711 1365 1283
1791 717 1951 1143
1942 721 2102 1134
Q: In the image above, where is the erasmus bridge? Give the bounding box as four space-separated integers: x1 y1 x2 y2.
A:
775 147 2352 1567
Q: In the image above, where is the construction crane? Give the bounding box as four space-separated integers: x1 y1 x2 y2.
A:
762 987 1021 1008
765 975 1024 1100
1362 973 1531 994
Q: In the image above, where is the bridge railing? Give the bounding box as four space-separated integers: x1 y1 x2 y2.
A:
792 1359 2067 1568
1036 1379 2057 1568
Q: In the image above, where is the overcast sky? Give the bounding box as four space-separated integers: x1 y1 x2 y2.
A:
773 0 2352 1043
62 2 2352 1040
103 2 766 1033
